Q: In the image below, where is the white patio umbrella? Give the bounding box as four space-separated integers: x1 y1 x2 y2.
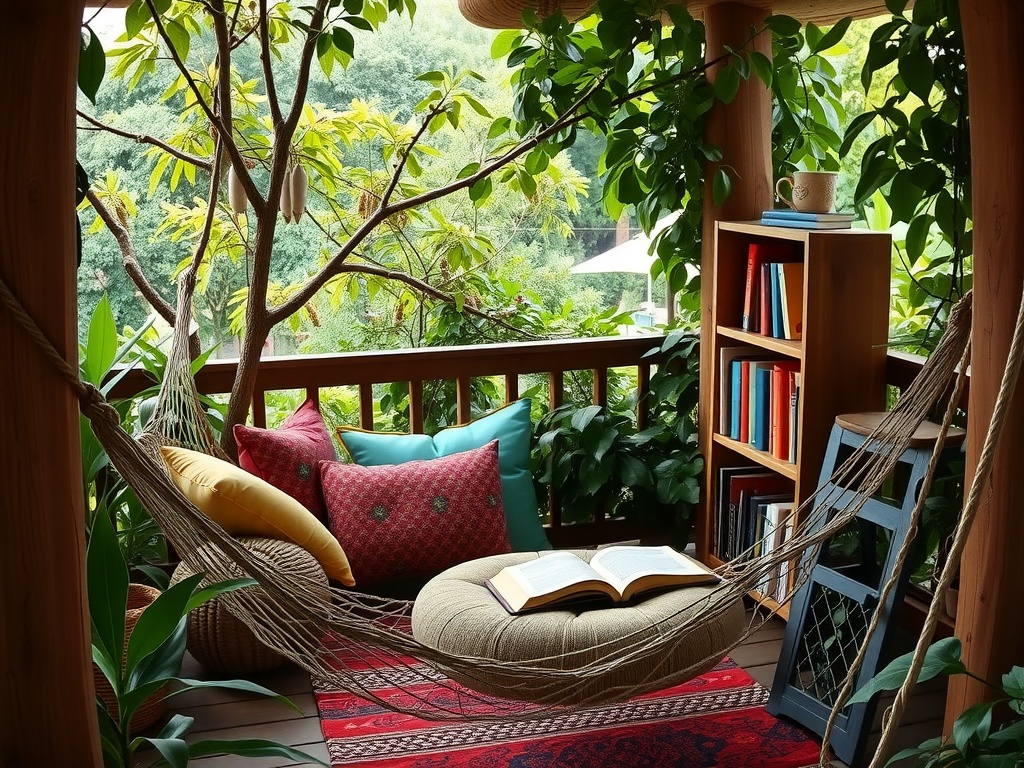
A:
570 212 681 304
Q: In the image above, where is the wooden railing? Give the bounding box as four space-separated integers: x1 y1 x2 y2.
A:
109 335 667 548
109 338 948 550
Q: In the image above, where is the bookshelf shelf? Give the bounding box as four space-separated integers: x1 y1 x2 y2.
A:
712 434 799 479
698 221 892 620
716 326 803 359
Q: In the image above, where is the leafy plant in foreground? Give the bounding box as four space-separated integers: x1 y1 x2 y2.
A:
89 511 326 768
851 637 1024 767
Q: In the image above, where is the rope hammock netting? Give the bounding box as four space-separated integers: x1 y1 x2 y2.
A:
2 264 1016 766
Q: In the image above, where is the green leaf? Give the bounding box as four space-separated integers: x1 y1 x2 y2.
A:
854 151 899 207
164 19 191 61
83 294 118 386
713 65 741 104
125 1 153 38
79 26 106 104
468 175 492 205
764 15 801 37
136 734 189 768
88 510 129 682
748 51 773 87
188 739 328 764
618 454 651 487
570 405 603 433
168 678 302 713
905 215 935 262
332 27 355 58
712 167 732 206
850 637 965 704
124 572 203 674
1002 666 1024 700
898 39 934 102
185 577 258 614
812 17 852 54
952 700 997 752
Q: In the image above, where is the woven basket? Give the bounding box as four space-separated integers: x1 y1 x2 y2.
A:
93 583 167 733
170 537 329 675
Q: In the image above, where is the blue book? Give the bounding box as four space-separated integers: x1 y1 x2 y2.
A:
730 359 743 440
751 367 772 451
761 209 855 222
770 263 783 339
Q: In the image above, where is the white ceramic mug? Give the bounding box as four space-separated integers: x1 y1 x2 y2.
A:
775 170 838 213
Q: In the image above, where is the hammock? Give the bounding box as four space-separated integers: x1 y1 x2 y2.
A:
0 269 1001 755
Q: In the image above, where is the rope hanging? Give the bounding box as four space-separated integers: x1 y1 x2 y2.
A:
0 269 984 730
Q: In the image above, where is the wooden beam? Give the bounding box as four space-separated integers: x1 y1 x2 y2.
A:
946 0 1024 731
0 1 103 765
696 2 774 558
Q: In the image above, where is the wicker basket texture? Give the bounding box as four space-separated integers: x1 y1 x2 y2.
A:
170 537 329 675
93 582 167 733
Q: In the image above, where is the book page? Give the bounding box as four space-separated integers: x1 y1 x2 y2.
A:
504 552 604 598
589 546 714 595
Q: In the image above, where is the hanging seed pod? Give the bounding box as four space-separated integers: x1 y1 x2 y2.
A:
279 167 293 223
228 166 247 217
290 164 308 224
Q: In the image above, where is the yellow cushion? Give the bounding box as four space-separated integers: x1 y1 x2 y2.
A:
160 446 355 586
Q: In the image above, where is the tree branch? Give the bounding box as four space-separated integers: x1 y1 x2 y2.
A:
143 0 265 216
77 110 212 172
84 189 176 326
259 0 283 127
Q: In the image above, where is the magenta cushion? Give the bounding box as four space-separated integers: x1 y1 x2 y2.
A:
233 398 336 521
320 441 511 587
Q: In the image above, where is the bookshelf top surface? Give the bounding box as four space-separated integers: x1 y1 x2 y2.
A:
717 221 891 240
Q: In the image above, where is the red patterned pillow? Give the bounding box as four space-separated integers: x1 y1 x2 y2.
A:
320 441 510 587
233 398 336 521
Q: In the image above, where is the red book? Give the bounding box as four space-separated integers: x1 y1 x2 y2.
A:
760 262 773 336
742 242 795 332
770 362 800 460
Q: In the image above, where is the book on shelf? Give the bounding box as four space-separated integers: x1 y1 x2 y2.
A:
789 371 801 463
484 546 719 614
761 209 856 222
742 242 796 332
759 217 852 230
777 262 804 340
717 468 791 560
754 501 794 599
750 362 773 451
720 346 753 435
742 491 791 559
770 361 800 461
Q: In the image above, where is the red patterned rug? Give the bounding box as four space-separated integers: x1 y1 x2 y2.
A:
314 637 824 768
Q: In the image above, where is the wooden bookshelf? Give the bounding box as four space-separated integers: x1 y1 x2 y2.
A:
698 221 891 619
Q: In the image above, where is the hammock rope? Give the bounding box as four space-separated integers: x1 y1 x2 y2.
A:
0 266 991 745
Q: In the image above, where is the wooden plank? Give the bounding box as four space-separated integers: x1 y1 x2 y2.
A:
457 376 472 424
358 382 373 429
0 3 103 765
949 0 1024 731
409 380 424 433
592 366 608 407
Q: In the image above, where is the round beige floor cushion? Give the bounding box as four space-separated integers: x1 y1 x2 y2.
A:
412 550 745 705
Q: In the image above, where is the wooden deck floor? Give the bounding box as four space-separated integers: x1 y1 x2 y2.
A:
171 610 945 768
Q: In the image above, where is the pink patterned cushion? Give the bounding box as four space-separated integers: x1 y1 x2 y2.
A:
233 399 336 521
320 441 510 587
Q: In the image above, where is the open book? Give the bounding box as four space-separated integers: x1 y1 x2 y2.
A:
484 545 719 614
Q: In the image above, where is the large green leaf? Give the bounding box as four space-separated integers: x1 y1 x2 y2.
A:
850 637 965 704
168 678 302 713
187 739 328 764
83 294 118 387
125 572 202 674
570 405 603 433
135 734 189 768
952 700 997 753
185 577 258 614
88 510 129 685
79 26 106 104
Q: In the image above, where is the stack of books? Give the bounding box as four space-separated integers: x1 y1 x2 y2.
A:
760 210 855 230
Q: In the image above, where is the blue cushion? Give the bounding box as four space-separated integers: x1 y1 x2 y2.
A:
337 399 550 552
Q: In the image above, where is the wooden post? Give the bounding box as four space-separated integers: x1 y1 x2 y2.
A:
0 1 103 765
696 3 774 555
945 0 1024 730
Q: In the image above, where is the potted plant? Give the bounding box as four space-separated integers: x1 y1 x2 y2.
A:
89 510 326 767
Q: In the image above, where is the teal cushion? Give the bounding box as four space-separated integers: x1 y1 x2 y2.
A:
337 399 550 552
